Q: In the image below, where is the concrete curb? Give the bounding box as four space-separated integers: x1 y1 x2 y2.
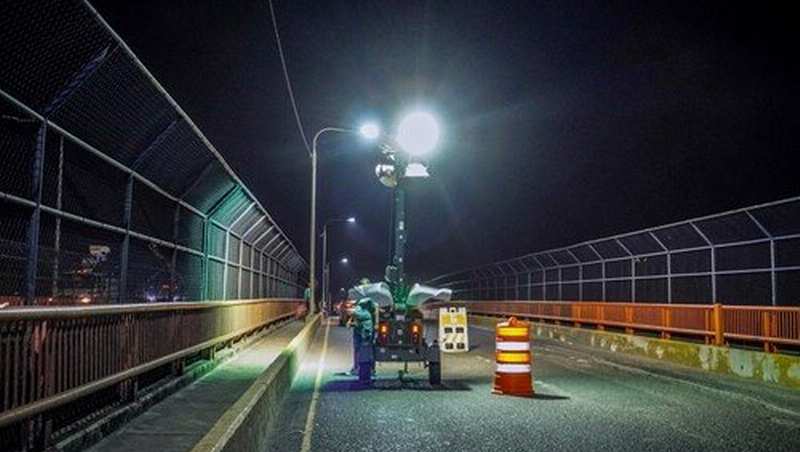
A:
469 314 800 390
191 314 321 452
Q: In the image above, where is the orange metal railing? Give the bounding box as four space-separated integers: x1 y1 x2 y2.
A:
427 300 800 352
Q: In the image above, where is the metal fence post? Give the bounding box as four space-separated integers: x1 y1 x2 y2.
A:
601 262 607 301
587 244 605 302
250 244 256 298
769 240 776 306
201 218 209 300
222 230 230 300
615 239 635 302
648 232 671 304
51 135 64 298
24 121 47 305
557 266 563 300
171 205 180 300
527 272 532 300
746 211 776 306
690 222 716 302
666 253 672 303
237 234 244 299
119 176 134 303
542 264 547 301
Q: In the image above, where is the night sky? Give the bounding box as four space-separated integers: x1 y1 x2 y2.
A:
93 1 797 290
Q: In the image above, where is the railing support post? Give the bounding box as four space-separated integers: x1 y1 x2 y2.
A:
597 304 605 330
624 306 634 335
662 308 671 339
762 311 775 353
712 303 724 346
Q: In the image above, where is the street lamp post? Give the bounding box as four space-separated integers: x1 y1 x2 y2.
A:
309 126 378 313
321 216 355 314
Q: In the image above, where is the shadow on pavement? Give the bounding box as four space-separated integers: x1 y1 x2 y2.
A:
323 378 472 392
531 393 570 401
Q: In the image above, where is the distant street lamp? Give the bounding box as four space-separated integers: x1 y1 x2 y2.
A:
321 216 356 314
326 255 351 310
309 126 377 313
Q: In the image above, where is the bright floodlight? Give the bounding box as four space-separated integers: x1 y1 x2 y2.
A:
359 122 381 140
396 111 440 156
346 217 356 223
340 257 349 264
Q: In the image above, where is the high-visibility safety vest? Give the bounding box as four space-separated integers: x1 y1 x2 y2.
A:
493 316 534 397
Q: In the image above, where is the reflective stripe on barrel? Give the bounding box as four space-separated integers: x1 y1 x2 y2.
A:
496 363 532 373
493 316 534 396
496 341 530 351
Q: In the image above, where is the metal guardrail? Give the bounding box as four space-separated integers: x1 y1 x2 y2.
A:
0 298 303 431
429 300 800 352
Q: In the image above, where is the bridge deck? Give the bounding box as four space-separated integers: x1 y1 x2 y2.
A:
86 321 305 452
264 318 800 452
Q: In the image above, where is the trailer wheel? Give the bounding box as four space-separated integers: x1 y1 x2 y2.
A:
428 361 441 385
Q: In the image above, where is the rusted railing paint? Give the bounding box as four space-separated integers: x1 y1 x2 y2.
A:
427 300 800 352
0 298 303 428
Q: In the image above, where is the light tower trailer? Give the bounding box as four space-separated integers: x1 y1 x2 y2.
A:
357 117 449 385
358 305 442 385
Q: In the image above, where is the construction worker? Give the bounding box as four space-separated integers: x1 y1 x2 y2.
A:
347 279 379 375
302 285 311 320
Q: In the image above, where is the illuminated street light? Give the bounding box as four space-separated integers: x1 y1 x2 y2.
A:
396 111 440 156
310 125 378 313
346 216 356 223
340 257 349 264
359 122 381 140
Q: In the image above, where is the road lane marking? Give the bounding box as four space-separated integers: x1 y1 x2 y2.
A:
299 319 331 452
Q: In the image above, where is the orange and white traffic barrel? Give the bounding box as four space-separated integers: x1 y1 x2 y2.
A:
493 316 534 397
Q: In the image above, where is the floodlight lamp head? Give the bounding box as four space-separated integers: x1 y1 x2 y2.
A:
396 112 440 156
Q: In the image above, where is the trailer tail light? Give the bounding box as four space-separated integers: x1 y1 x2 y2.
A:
410 322 421 344
378 322 389 345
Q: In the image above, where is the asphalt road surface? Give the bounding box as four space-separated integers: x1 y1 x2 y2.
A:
263 317 800 452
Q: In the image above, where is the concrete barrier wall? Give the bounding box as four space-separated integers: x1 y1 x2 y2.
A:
191 315 321 452
470 315 800 390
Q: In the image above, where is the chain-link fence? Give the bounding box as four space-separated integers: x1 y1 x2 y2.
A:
429 197 800 306
0 0 306 306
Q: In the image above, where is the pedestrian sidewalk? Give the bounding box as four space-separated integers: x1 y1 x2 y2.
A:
87 321 306 452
